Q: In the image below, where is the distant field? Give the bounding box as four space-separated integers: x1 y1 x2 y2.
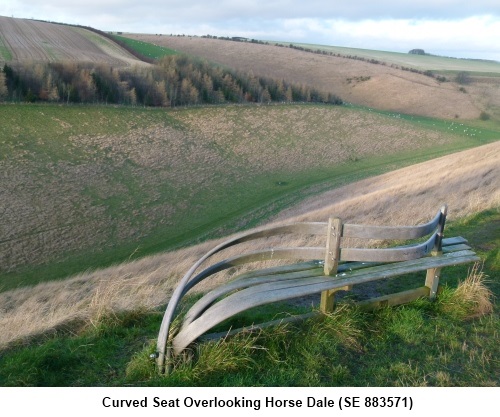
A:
1 15 498 120
286 42 500 74
1 102 498 290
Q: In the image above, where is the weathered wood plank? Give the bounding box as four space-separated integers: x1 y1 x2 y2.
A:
340 231 437 262
356 287 430 310
442 236 468 246
324 217 342 275
183 267 325 326
321 217 343 312
234 260 322 280
182 247 325 296
343 209 441 240
442 243 471 253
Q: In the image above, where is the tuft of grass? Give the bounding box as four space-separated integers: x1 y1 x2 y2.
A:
435 263 494 320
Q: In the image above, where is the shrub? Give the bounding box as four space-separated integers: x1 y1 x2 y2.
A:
456 71 471 85
479 111 491 121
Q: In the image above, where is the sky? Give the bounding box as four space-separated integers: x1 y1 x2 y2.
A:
1 1 499 61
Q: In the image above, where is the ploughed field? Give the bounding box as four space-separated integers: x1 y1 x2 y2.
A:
0 16 143 67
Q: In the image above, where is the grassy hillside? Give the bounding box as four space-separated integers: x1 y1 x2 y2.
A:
1 140 497 354
1 102 498 291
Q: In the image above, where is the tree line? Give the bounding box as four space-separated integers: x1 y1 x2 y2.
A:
0 55 342 107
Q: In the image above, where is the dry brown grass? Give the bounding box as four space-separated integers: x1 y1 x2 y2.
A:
455 264 494 318
0 141 498 350
126 35 498 120
271 140 500 225
438 263 494 320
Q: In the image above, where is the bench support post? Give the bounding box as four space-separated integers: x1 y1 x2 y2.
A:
425 267 442 299
425 205 447 300
321 217 342 313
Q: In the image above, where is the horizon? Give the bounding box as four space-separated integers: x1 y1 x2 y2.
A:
1 14 499 64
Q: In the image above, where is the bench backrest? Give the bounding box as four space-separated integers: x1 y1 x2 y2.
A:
325 205 447 273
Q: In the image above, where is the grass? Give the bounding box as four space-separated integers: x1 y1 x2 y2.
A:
0 35 12 62
1 102 498 291
0 210 497 386
111 34 177 60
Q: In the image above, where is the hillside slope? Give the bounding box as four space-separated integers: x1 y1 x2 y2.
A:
0 16 144 67
126 34 499 120
0 141 498 350
3 104 489 283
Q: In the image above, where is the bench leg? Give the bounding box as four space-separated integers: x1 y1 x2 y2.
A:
320 289 337 313
320 285 352 313
425 267 442 300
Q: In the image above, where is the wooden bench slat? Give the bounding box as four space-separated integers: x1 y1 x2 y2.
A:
442 236 468 246
184 259 395 326
183 267 325 326
340 231 437 262
442 243 471 253
343 209 441 240
181 247 325 296
222 260 321 281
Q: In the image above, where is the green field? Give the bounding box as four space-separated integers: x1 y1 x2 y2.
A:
0 35 12 62
1 102 498 291
111 34 177 60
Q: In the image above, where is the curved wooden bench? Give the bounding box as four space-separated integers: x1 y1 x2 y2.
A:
156 205 479 373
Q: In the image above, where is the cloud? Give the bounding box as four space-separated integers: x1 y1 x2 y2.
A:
3 1 500 23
